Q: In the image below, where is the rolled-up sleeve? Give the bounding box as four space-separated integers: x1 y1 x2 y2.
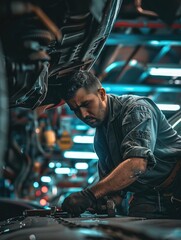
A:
121 103 157 169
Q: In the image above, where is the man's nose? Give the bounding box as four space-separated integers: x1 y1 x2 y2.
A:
80 108 88 118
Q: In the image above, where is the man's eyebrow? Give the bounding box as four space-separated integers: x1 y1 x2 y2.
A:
70 104 80 111
70 101 89 111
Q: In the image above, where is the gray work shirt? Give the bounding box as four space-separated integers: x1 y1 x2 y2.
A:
94 94 181 193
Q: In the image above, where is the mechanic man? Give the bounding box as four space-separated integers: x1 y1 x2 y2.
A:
61 70 181 219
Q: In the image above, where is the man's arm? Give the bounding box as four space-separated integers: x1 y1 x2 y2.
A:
90 157 147 199
61 157 147 216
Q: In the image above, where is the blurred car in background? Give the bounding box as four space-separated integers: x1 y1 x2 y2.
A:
0 0 121 179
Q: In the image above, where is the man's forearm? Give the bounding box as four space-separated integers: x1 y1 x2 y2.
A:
90 157 147 199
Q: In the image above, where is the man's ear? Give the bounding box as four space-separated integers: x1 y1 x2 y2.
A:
98 88 106 101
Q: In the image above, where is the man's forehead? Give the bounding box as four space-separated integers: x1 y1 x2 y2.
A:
67 88 94 106
76 87 89 97
72 88 94 101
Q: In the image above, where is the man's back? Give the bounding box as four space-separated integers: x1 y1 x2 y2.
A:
94 94 181 189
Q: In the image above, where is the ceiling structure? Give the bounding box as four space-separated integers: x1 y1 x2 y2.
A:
2 0 180 113
92 0 181 116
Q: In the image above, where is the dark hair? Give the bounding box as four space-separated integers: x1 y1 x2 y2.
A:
61 70 102 100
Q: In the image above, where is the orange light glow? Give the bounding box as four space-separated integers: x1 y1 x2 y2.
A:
41 186 48 193
40 198 47 206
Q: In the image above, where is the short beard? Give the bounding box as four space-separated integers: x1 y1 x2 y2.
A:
88 103 106 128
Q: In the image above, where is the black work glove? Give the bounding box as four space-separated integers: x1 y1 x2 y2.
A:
89 192 124 215
61 188 97 216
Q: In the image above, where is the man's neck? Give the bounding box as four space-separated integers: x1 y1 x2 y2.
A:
102 94 109 128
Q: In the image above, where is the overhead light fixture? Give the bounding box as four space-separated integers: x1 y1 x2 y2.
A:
55 167 70 174
41 176 51 183
149 68 181 77
172 119 181 128
105 61 123 73
148 40 181 46
73 135 94 144
55 167 77 175
156 104 180 111
75 162 88 170
48 162 55 168
103 83 152 93
147 64 181 77
105 60 139 74
102 83 181 94
64 151 98 159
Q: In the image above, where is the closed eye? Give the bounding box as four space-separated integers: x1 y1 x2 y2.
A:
69 101 90 112
70 107 78 112
82 102 89 107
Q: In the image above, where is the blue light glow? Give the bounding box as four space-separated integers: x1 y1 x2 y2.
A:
103 83 152 93
56 162 62 168
33 182 39 188
149 40 160 45
129 59 138 66
75 162 89 170
172 119 181 128
73 135 94 144
88 176 95 184
41 176 51 183
64 151 98 159
149 68 181 76
102 83 181 94
105 61 123 73
75 125 89 130
55 167 71 174
49 162 55 168
157 104 180 111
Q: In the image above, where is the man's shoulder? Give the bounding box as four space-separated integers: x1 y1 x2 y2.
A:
109 94 145 105
109 94 158 113
108 94 143 119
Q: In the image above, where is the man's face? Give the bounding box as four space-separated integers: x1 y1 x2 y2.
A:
66 87 108 128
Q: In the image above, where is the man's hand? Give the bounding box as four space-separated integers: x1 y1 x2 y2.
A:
61 188 97 216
